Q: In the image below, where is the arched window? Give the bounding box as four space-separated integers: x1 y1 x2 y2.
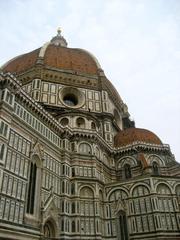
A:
152 162 159 175
157 183 171 195
91 122 96 130
44 223 51 238
60 117 69 127
27 162 37 214
72 220 76 232
124 164 131 179
118 210 129 240
43 220 55 238
79 143 91 155
76 117 85 128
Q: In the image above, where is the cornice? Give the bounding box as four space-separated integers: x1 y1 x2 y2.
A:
114 141 171 155
0 72 172 158
0 72 64 134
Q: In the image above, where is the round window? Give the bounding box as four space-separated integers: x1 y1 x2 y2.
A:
60 118 69 126
63 94 78 106
59 87 85 109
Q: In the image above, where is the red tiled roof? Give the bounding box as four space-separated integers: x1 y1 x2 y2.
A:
44 45 98 75
3 45 98 75
114 128 162 147
3 49 40 73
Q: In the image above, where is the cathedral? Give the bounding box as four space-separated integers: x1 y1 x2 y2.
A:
0 30 180 240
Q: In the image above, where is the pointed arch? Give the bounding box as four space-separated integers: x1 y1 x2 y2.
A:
117 156 137 169
72 220 76 232
26 154 42 216
147 154 165 166
130 183 150 197
79 186 94 198
79 142 92 155
117 210 129 240
43 217 58 238
124 164 132 179
152 161 160 175
156 183 172 195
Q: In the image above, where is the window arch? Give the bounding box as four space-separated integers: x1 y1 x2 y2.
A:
109 189 128 202
152 161 160 175
27 162 37 214
43 220 56 238
76 117 85 128
26 154 42 216
60 117 69 127
124 164 132 179
157 183 171 195
91 121 96 130
132 185 149 197
79 143 92 155
80 186 94 198
118 210 129 240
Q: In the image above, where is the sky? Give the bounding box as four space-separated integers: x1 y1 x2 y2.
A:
0 0 180 162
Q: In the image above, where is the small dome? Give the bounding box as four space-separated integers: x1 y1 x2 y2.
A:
114 127 162 147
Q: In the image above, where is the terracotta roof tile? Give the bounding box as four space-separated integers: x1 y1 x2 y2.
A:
3 49 40 73
3 45 98 75
44 45 98 75
114 128 162 147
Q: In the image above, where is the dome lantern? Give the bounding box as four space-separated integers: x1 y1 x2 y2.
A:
50 27 68 47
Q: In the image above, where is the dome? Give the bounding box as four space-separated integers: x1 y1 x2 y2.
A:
114 127 162 147
1 30 125 113
2 44 100 76
1 29 102 76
